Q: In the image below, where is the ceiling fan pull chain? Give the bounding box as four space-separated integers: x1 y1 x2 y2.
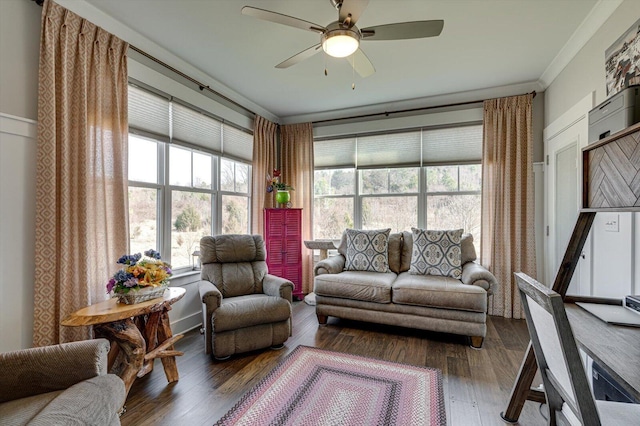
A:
324 51 328 76
352 55 356 90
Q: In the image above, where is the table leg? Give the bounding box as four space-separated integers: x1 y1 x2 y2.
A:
156 310 181 383
94 318 146 396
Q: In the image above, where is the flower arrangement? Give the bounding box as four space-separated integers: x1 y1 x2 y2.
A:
266 169 294 192
106 249 172 294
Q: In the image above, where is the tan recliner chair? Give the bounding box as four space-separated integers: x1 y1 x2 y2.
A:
198 234 293 360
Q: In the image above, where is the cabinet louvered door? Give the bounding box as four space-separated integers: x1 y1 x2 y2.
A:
264 208 303 299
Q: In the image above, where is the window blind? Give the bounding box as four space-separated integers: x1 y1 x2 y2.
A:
172 102 222 152
222 123 253 162
128 85 170 139
356 131 421 168
314 137 356 168
422 125 482 164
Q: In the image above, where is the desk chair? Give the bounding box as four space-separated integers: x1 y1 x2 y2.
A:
515 272 640 425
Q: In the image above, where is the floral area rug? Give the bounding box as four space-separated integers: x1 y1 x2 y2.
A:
215 345 446 426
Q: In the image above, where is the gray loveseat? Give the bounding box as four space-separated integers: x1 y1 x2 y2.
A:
0 339 126 425
314 231 497 348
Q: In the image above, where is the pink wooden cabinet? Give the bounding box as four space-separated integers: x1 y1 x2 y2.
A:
264 208 303 300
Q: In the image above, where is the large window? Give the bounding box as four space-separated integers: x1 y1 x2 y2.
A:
314 125 482 245
128 83 252 272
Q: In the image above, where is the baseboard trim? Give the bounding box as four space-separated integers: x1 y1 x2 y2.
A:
170 311 201 335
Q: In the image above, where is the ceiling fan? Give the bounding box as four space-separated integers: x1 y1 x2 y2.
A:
241 0 444 78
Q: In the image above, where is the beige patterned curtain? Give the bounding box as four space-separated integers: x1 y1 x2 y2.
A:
251 115 278 234
481 94 536 319
281 123 314 294
33 0 129 345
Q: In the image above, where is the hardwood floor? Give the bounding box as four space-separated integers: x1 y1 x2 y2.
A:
121 302 545 425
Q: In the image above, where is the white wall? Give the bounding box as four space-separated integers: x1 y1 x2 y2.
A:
0 0 41 352
545 0 640 298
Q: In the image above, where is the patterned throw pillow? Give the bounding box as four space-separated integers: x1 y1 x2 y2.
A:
344 228 391 273
409 228 463 278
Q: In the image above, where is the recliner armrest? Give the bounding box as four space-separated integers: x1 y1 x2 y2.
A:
199 280 222 312
263 274 293 303
0 339 110 403
461 262 497 294
314 255 345 276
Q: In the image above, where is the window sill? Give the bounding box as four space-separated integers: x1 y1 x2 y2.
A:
169 269 201 286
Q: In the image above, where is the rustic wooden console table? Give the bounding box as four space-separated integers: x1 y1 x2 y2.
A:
62 287 186 396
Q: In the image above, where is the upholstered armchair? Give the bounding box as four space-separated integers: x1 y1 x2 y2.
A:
198 234 293 360
0 339 126 425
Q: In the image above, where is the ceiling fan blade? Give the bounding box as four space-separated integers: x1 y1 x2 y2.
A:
361 20 444 40
348 48 375 78
276 44 323 69
241 6 325 33
338 0 369 27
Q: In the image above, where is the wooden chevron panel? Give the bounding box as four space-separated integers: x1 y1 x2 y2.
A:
587 129 640 208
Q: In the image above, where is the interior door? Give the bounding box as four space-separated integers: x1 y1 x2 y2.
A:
544 95 592 295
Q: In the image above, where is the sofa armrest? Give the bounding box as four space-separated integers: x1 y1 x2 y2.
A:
461 262 497 294
0 339 110 403
263 274 294 303
314 254 345 276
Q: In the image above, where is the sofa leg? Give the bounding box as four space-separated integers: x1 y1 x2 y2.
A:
470 336 484 349
316 314 327 325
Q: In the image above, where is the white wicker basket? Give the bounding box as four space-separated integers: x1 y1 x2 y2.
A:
115 284 167 305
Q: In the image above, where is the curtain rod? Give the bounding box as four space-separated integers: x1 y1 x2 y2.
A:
312 90 537 125
32 0 255 118
128 46 256 119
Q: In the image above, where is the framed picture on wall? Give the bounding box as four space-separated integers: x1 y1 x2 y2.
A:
605 17 640 96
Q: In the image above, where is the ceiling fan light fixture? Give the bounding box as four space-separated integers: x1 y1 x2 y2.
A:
322 29 359 58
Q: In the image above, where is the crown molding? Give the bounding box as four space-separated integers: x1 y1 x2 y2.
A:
54 0 280 124
538 0 623 89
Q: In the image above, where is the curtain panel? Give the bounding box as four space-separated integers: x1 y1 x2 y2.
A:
481 93 537 319
33 0 129 345
251 115 278 234
281 123 315 294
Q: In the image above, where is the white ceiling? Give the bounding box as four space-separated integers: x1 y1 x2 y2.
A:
83 0 606 122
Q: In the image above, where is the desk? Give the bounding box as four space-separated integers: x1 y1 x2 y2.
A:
566 303 640 401
62 287 186 396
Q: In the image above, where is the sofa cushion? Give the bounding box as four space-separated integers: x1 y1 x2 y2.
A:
344 228 391 273
461 233 477 264
392 272 487 312
315 271 397 303
387 233 403 273
409 228 463 278
214 294 291 333
400 231 413 272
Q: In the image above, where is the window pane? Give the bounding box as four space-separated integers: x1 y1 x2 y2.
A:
128 135 157 183
220 158 235 192
315 169 354 196
193 152 211 189
389 168 419 193
171 191 212 269
170 146 192 187
361 169 388 194
426 166 459 192
313 197 354 240
236 163 249 193
426 194 481 252
129 187 158 255
459 164 482 191
362 196 417 232
222 195 248 234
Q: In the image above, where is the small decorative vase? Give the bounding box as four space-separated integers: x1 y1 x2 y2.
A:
275 190 290 206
